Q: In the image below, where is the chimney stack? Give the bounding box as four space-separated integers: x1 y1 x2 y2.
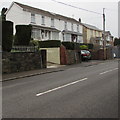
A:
79 18 81 23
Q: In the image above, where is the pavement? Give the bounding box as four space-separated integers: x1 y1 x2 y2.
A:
2 59 118 82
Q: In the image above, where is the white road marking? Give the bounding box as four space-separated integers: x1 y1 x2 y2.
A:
36 78 88 97
99 68 118 75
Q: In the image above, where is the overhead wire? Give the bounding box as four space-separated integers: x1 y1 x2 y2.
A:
50 0 102 15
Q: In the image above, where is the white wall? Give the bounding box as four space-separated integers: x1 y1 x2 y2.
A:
6 2 83 42
6 3 24 34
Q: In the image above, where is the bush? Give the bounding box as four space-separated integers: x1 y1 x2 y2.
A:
29 40 39 46
62 42 80 50
14 25 32 45
80 43 94 49
114 38 120 46
2 21 13 52
39 40 61 48
87 43 94 49
80 45 88 50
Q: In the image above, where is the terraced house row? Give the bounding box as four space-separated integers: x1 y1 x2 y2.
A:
5 2 114 46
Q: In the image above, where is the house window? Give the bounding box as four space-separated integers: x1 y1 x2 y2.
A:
91 30 93 37
31 13 35 23
51 18 54 27
64 21 67 30
32 29 40 40
71 23 73 31
77 25 79 32
41 16 45 25
98 32 100 37
95 31 96 36
41 30 45 39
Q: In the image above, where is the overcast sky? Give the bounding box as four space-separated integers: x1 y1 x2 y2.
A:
0 0 119 37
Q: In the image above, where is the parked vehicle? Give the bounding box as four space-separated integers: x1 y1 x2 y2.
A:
81 50 91 61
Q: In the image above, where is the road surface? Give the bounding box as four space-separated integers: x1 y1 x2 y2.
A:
2 60 118 118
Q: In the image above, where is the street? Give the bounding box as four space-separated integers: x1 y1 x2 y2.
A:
2 60 118 118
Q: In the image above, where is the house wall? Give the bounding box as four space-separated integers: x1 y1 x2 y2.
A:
6 3 25 34
82 25 102 44
6 2 83 42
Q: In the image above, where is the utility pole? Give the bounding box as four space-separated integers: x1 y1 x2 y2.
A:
103 8 106 60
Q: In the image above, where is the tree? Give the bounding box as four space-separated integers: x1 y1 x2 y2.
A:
114 38 120 46
1 8 8 21
2 21 13 52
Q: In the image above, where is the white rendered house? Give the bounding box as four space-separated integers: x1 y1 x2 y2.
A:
6 2 83 43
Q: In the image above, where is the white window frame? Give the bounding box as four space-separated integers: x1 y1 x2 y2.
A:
31 13 35 23
77 25 79 32
51 18 54 27
71 23 73 31
64 21 67 30
41 16 45 25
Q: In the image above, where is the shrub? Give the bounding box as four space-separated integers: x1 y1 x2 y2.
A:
114 38 120 46
39 40 61 48
80 43 94 49
62 41 80 50
29 40 39 46
80 45 88 50
87 43 94 49
62 42 74 50
14 25 32 45
2 21 13 52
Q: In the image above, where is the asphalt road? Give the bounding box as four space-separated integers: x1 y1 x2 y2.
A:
2 60 118 118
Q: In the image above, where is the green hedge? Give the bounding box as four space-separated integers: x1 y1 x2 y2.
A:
2 21 13 52
14 25 32 45
62 42 80 50
39 40 61 48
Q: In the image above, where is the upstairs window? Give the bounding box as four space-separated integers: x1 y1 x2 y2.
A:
41 16 45 25
64 21 67 30
91 30 93 37
77 25 79 32
31 13 35 23
71 23 73 31
51 18 54 27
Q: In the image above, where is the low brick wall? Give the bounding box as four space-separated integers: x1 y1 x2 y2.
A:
2 51 46 74
60 45 81 65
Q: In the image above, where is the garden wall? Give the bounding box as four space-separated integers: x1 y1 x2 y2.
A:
60 46 81 65
2 51 46 74
91 47 113 60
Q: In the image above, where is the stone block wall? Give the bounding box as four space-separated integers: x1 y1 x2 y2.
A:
2 51 46 74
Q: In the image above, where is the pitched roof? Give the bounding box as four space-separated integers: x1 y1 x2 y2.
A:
14 2 81 24
82 23 102 31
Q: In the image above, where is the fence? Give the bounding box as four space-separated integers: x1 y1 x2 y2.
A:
11 46 38 52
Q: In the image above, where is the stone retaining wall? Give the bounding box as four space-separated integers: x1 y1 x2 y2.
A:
2 51 46 74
